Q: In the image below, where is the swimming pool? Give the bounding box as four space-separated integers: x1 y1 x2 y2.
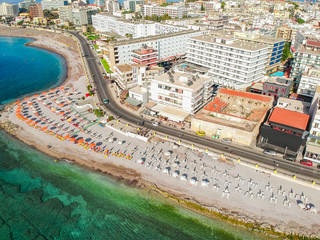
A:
270 71 285 77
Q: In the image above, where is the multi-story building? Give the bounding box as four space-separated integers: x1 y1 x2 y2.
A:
262 76 293 99
276 25 296 42
72 7 97 26
142 5 188 19
150 70 214 114
297 67 320 99
258 107 310 157
92 14 186 38
234 32 285 73
290 40 320 82
114 64 133 89
59 6 97 26
42 0 68 10
105 0 120 13
29 4 44 19
191 89 273 146
18 0 35 13
93 0 105 8
304 99 320 165
186 32 269 88
105 30 207 67
0 3 19 17
276 97 310 115
123 0 144 12
132 46 158 67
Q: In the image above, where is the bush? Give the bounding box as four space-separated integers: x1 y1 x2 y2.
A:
94 109 104 117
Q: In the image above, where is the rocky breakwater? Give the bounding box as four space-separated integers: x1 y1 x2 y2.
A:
0 121 19 135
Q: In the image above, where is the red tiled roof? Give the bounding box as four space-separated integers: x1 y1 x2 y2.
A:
204 97 227 112
268 107 309 130
307 40 320 47
219 88 273 102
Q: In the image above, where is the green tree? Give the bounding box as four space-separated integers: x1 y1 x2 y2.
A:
17 20 23 25
289 1 299 9
161 13 171 20
201 4 205 11
94 109 104 118
296 18 305 24
221 2 226 10
281 42 293 62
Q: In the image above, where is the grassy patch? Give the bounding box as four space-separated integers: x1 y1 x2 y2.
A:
101 59 112 73
87 35 100 40
93 44 99 50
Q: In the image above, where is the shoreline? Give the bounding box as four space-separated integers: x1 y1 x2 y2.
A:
0 27 319 239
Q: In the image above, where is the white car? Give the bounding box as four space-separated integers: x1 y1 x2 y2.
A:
152 122 160 126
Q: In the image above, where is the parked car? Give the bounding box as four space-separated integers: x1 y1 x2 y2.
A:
221 138 231 143
103 99 109 104
283 156 296 162
152 122 160 126
300 160 313 166
196 131 206 136
263 149 277 156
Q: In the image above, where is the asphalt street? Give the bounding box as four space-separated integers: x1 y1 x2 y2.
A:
70 31 320 184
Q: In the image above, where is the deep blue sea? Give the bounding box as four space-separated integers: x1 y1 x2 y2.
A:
0 36 274 240
0 37 66 104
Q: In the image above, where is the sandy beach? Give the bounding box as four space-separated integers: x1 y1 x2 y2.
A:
1 26 320 239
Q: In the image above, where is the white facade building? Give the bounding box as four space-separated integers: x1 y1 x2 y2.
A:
105 0 120 13
143 4 188 19
92 14 186 38
149 70 213 114
42 0 67 10
298 67 320 98
0 3 19 16
186 33 269 88
106 30 207 66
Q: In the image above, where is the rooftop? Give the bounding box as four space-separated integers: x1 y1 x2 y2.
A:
277 97 310 114
265 76 293 86
219 88 273 102
190 34 269 51
268 107 309 130
153 70 212 91
115 63 132 73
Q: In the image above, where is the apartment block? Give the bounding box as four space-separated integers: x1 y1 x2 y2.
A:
92 14 186 38
186 33 269 88
290 40 320 82
142 4 188 19
59 6 97 26
297 67 320 98
105 30 207 67
0 3 19 16
304 99 320 165
132 46 158 67
19 0 35 12
42 0 68 10
123 0 144 12
234 32 285 72
276 26 296 42
29 3 44 18
262 77 293 99
149 70 214 114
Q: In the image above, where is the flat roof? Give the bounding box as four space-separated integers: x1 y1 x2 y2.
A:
190 34 269 51
125 97 142 106
151 104 189 122
268 107 309 130
115 63 132 72
154 71 211 90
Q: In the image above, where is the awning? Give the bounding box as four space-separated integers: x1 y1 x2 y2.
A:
125 97 142 107
151 104 189 122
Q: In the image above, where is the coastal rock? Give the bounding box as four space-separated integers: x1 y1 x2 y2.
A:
0 121 19 135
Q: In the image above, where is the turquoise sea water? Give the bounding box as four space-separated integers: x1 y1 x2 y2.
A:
0 36 66 104
0 36 275 240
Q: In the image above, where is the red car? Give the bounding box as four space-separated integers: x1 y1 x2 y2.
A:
300 160 313 166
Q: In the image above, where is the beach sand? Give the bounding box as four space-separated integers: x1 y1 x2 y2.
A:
1 26 320 239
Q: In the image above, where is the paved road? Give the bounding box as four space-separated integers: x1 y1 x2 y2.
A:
71 32 320 183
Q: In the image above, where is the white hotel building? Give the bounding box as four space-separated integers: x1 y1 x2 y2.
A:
92 14 186 38
106 30 207 67
186 33 270 88
143 4 188 19
150 70 214 115
297 67 320 99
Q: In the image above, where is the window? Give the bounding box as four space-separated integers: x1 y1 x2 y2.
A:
281 88 286 93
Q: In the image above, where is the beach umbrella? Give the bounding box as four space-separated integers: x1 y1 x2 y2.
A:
42 127 48 131
89 143 96 148
50 89 55 92
85 138 91 142
36 120 41 123
50 127 56 130
77 139 84 144
64 135 71 139
96 142 103 146
27 120 33 124
70 137 76 142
